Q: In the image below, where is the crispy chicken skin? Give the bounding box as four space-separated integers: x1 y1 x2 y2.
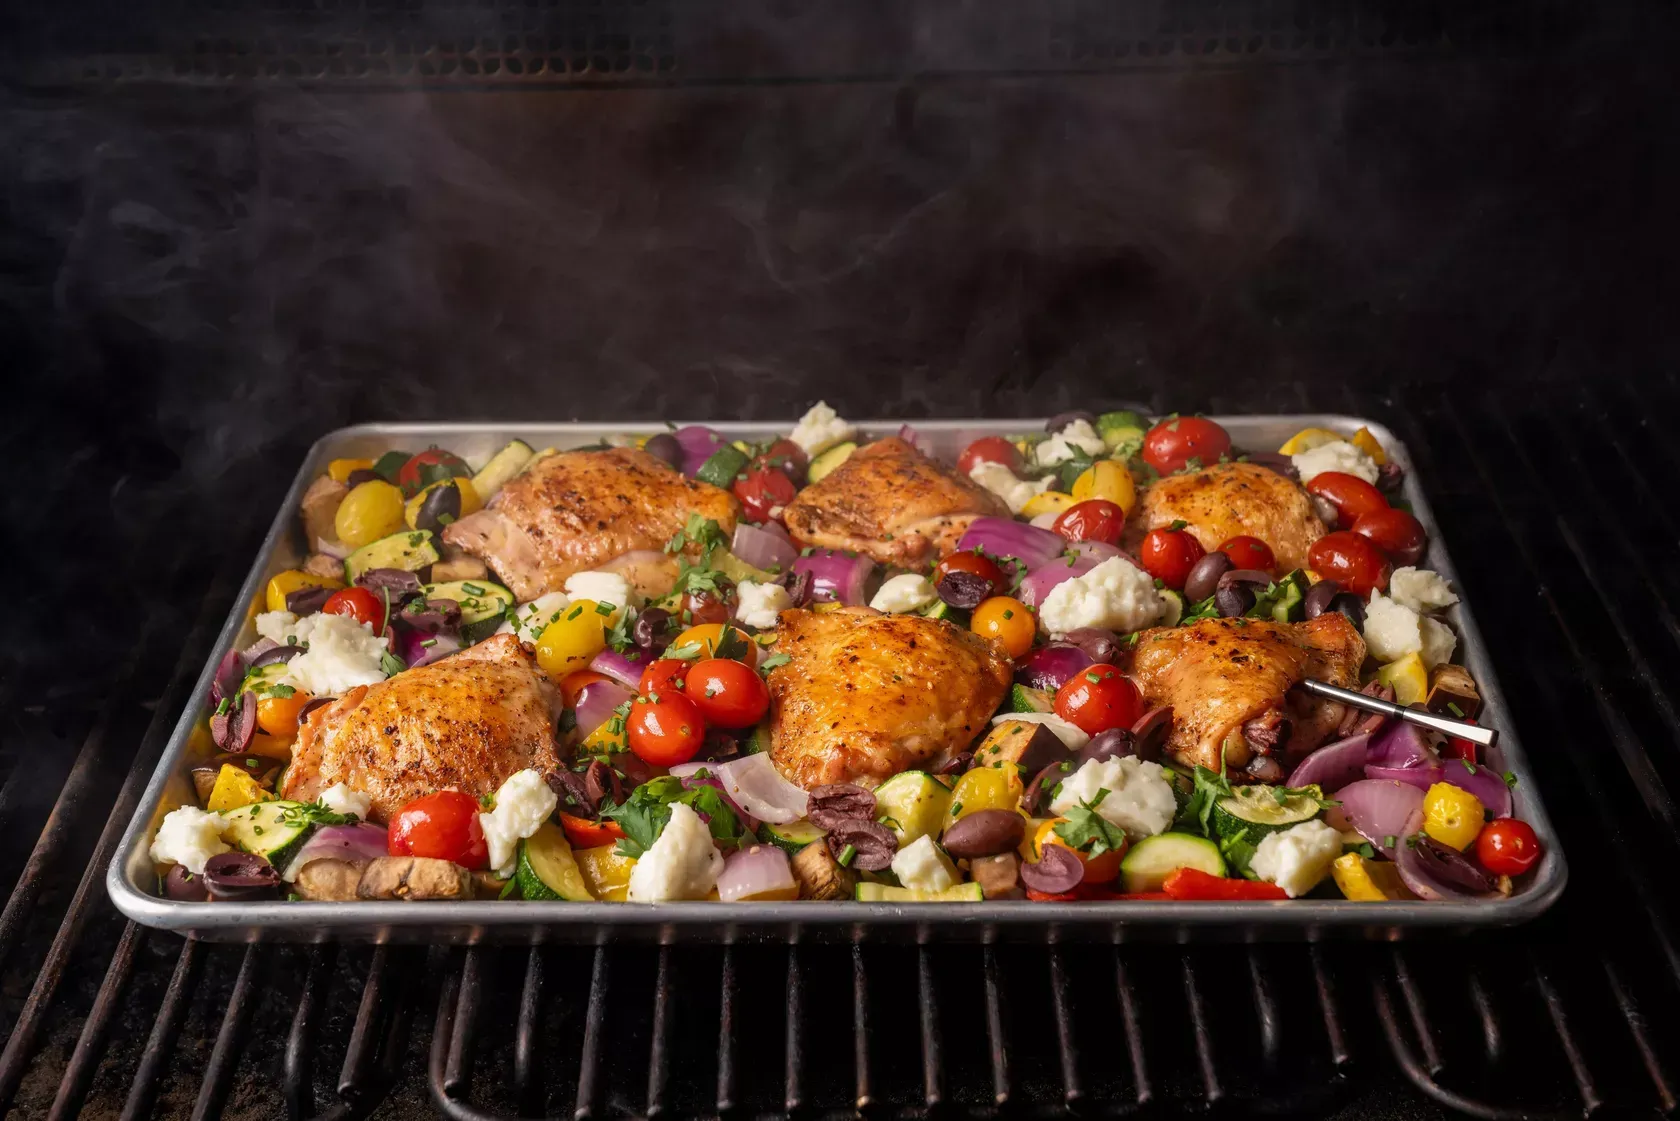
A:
443 448 739 602
1119 614 1365 775
781 437 1008 566
1129 462 1327 573
767 607 1013 789
281 634 560 822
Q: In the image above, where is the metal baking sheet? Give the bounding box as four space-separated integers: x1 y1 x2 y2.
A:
107 417 1567 942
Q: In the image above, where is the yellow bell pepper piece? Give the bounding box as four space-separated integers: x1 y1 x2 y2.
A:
1021 491 1077 518
1422 783 1485 851
1331 852 1415 900
574 843 637 902
1071 460 1137 515
943 766 1024 833
206 764 272 814
326 457 375 484
1350 426 1388 466
1277 426 1344 456
1376 652 1429 705
264 569 344 614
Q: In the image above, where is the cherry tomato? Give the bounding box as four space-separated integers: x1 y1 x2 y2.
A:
1218 535 1276 574
1053 664 1144 735
971 596 1036 659
763 439 809 486
639 657 691 696
1052 499 1126 546
1305 471 1388 529
558 810 626 849
1476 819 1542 876
559 670 611 710
627 691 708 767
683 590 733 626
1307 531 1392 596
1138 527 1207 590
934 550 1007 597
323 586 387 635
1352 507 1429 566
733 456 799 523
957 436 1023 476
395 448 471 498
682 657 771 728
388 791 489 869
1141 417 1231 475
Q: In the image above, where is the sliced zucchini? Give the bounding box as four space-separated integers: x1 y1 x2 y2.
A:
695 445 750 489
872 770 953 847
1097 410 1148 454
1252 569 1309 624
1119 832 1227 894
1158 589 1185 627
855 882 983 903
806 441 856 484
714 551 777 584
920 600 966 625
239 662 292 695
221 800 315 871
760 819 826 855
744 721 773 755
1210 785 1323 843
1007 684 1054 714
471 439 535 499
423 579 515 642
515 821 594 901
345 529 440 584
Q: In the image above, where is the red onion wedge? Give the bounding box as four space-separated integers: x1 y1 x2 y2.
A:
732 523 798 573
1286 733 1371 791
589 647 649 691
400 629 461 668
955 517 1067 570
573 680 634 739
1395 831 1499 901
1438 759 1514 819
1367 721 1440 769
717 843 798 902
897 424 927 452
1334 780 1424 856
280 823 390 882
1014 644 1094 691
1019 556 1099 608
692 753 809 824
674 425 728 476
792 549 875 606
1363 763 1443 790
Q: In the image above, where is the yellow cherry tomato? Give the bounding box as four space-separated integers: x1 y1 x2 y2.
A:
1277 426 1344 456
1031 816 1125 884
535 600 610 678
1021 491 1077 518
669 623 759 667
945 766 1024 834
1071 459 1137 516
256 690 315 739
1351 426 1388 466
333 479 407 549
264 569 344 614
971 596 1035 659
1422 783 1485 851
206 764 272 814
327 457 375 484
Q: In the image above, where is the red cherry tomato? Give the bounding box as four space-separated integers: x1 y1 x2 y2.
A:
764 439 809 486
323 586 387 635
1141 417 1231 475
681 658 771 729
1218 535 1276 574
388 791 489 869
1476 819 1541 876
957 436 1023 476
682 590 733 627
1307 531 1392 596
1138 527 1207 590
1052 499 1126 546
627 691 708 766
395 448 471 498
1054 664 1144 735
639 657 691 697
1352 507 1428 566
1304 471 1388 529
934 551 1007 597
733 456 800 523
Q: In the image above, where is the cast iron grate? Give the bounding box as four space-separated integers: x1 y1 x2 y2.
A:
3 380 1680 1118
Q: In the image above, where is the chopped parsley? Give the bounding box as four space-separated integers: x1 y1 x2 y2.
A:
758 652 791 676
1053 790 1128 857
1167 519 1189 532
380 651 406 677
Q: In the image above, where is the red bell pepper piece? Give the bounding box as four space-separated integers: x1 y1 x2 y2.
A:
558 811 626 849
1161 868 1288 901
1025 888 1081 902
1444 719 1479 764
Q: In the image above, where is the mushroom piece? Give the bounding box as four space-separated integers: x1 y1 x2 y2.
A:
294 859 365 901
302 552 347 581
430 544 490 584
301 475 349 555
356 856 475 901
1426 664 1482 720
970 853 1023 900
790 841 857 901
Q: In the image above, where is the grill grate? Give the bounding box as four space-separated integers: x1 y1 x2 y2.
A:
4 382 1680 1118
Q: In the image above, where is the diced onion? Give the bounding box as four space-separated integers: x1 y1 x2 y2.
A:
589 648 649 691
281 823 390 882
1334 780 1424 857
675 426 728 476
732 523 798 573
574 680 634 738
1018 556 1099 608
955 517 1067 570
1285 733 1371 791
716 843 797 902
1014 644 1093 691
703 753 809 824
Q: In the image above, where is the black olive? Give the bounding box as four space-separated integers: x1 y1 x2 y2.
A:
345 468 382 487
643 433 685 470
1414 836 1497 894
247 644 303 669
1062 627 1121 665
164 865 210 902
1215 584 1253 618
1184 552 1234 604
633 607 675 655
1303 579 1343 619
202 851 281 901
1078 728 1138 766
937 570 993 610
284 585 336 615
415 482 463 534
1129 707 1173 762
1330 592 1366 630
1019 844 1084 894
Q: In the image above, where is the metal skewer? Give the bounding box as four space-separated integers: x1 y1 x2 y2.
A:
1301 679 1498 749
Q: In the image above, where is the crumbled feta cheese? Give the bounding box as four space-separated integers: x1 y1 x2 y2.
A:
150 805 230 875
735 580 793 629
788 401 857 457
1038 556 1165 637
255 609 326 648
319 783 373 820
891 835 959 892
1389 567 1457 613
968 462 1054 515
1033 420 1108 466
1049 756 1177 839
1362 593 1452 669
627 802 724 902
499 592 573 643
1419 616 1457 670
870 573 938 614
1292 440 1379 486
1249 819 1343 898
990 711 1090 750
479 769 560 876
277 614 388 696
563 571 634 621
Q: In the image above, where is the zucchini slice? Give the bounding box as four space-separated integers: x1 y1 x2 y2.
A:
423 579 515 642
471 439 535 500
855 882 982 903
806 441 856 484
221 800 315 871
1119 832 1227 894
759 819 826 855
1210 784 1323 843
515 821 594 902
344 530 439 584
695 445 750 489
1007 684 1054 714
872 770 953 847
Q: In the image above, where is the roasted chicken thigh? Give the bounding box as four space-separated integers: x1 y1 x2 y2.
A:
1130 461 1327 573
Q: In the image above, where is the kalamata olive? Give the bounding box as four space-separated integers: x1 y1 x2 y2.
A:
210 649 246 709
401 596 462 633
1242 452 1299 481
1215 584 1253 618
1129 707 1172 762
1303 579 1343 619
826 820 897 871
1376 461 1406 494
1414 835 1497 894
643 432 685 470
1063 627 1121 665
938 752 973 776
943 810 1027 859
1219 568 1274 591
1078 728 1138 766
211 689 257 754
937 570 993 610
1330 592 1366 630
807 784 876 830
248 643 303 669
633 607 675 655
164 865 211 902
284 585 336 615
357 567 425 596
1184 552 1234 604
1045 411 1099 434
1019 844 1084 895
345 467 383 488
297 695 336 725
414 481 462 533
786 570 815 609
1022 762 1069 815
202 851 281 901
